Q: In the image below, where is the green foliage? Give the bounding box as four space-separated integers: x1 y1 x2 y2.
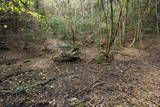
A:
9 83 27 94
0 0 158 54
20 28 35 36
38 15 95 40
59 42 80 58
77 17 95 34
23 59 32 63
93 56 111 64
38 16 67 38
75 102 85 107
0 0 40 17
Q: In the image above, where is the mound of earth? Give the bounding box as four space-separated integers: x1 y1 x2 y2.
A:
114 47 150 61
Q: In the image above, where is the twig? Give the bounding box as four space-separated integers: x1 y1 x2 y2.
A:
71 97 90 107
129 38 136 47
71 80 100 98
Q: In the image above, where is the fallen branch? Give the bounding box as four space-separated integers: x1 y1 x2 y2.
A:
0 62 72 95
129 38 136 48
0 63 68 95
71 80 100 98
0 77 56 95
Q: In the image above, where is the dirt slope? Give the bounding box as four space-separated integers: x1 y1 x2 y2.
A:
0 35 159 107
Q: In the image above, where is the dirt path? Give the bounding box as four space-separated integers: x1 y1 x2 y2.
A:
0 37 160 107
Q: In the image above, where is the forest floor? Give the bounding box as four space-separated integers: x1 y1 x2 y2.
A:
0 35 160 107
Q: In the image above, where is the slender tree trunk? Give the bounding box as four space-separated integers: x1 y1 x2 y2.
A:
100 0 109 56
121 0 130 46
109 4 122 49
136 0 143 42
155 0 159 38
106 0 114 56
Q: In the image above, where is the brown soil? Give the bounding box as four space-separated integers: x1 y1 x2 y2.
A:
0 35 159 107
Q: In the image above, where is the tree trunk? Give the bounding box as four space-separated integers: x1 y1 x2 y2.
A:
155 0 160 38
